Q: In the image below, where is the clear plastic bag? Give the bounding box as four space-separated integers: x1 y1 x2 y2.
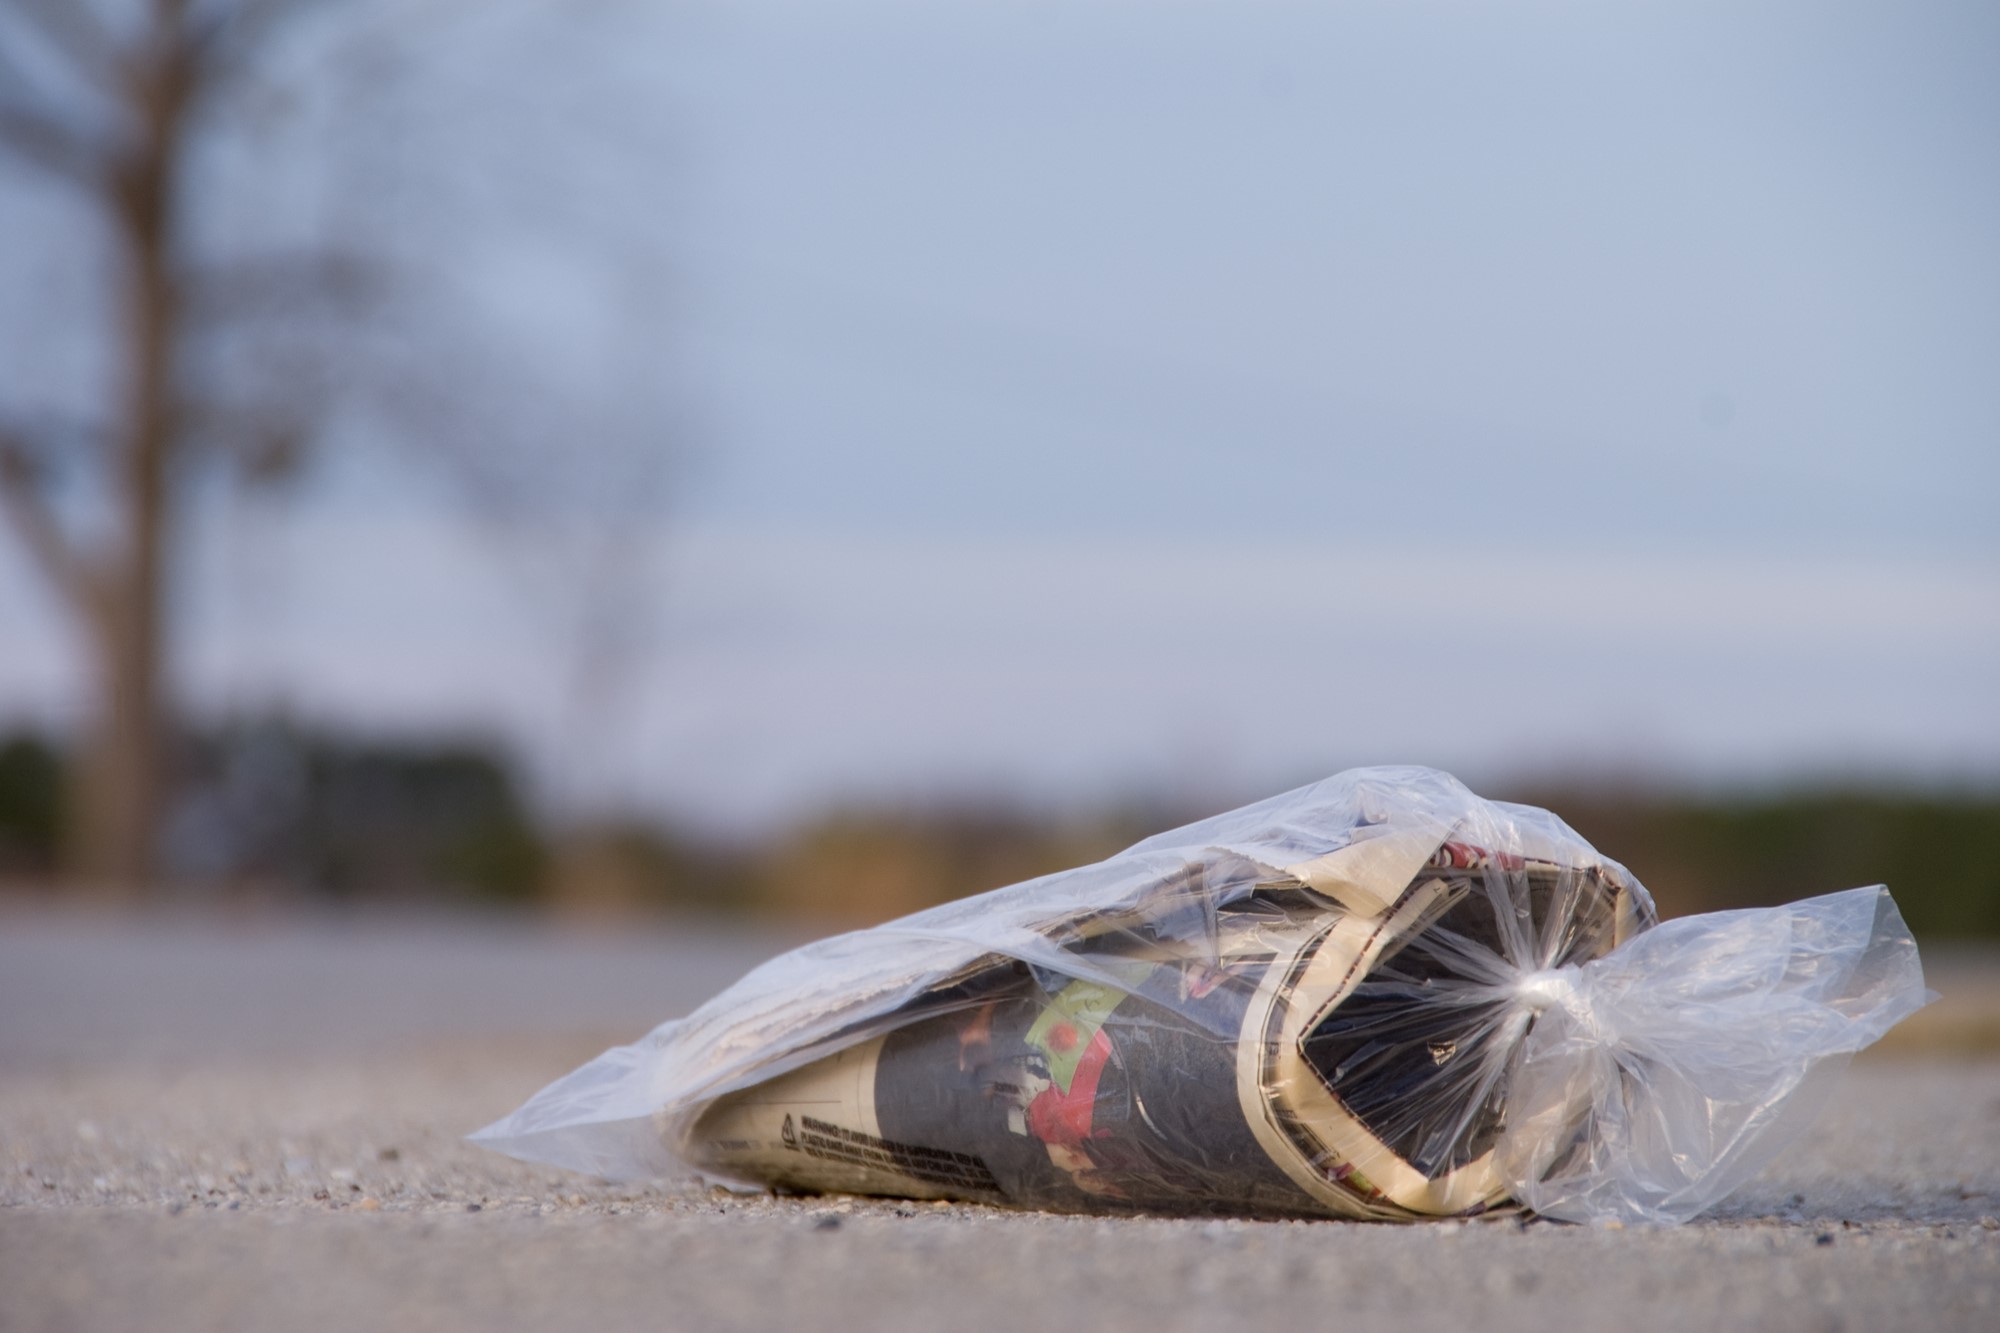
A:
473 766 1933 1224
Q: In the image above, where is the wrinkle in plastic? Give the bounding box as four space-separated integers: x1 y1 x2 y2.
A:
472 766 1932 1225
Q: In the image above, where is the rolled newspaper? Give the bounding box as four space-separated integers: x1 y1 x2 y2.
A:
680 836 1648 1219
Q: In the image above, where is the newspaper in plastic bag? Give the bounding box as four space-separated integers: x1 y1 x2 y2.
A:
473 766 1933 1224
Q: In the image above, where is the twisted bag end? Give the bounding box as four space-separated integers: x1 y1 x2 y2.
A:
1496 885 1935 1225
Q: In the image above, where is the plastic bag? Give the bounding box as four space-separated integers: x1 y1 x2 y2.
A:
472 766 1933 1224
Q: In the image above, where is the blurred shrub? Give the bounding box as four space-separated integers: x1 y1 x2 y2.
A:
652 787 2000 937
1516 787 2000 940
535 806 1163 928
0 732 64 879
544 823 755 921
165 719 545 904
744 808 1158 926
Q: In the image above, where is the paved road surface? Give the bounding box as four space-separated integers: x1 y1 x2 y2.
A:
4 906 1998 1333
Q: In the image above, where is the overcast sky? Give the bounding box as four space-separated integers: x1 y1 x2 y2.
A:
3 0 1996 829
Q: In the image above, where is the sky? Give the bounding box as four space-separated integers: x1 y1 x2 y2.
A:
2 0 1997 830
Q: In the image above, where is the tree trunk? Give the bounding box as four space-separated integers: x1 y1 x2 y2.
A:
70 281 170 895
68 8 186 898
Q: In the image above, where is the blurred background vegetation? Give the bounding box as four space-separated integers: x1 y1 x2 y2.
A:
2 722 1995 938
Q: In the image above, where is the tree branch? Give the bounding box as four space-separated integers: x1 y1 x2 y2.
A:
183 248 380 326
0 102 111 191
0 431 100 617
8 0 126 96
190 0 336 83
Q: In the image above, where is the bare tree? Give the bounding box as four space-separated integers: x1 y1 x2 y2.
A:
0 0 679 895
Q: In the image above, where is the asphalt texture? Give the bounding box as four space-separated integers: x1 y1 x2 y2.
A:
4 905 1999 1333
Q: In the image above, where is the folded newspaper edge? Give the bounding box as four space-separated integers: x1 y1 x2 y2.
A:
472 766 1934 1225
